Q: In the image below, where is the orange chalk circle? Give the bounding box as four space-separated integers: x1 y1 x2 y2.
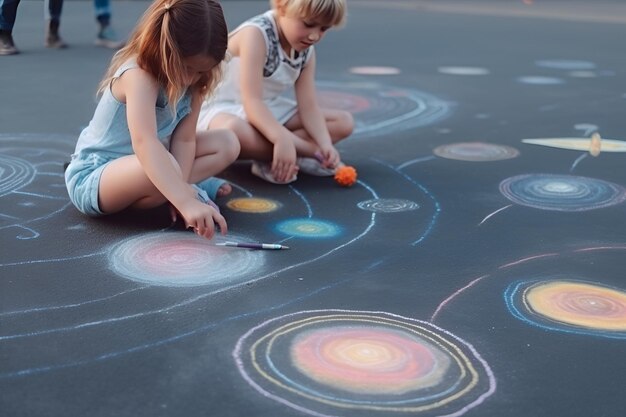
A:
522 138 626 152
291 326 450 395
234 310 496 414
226 197 281 213
525 281 626 331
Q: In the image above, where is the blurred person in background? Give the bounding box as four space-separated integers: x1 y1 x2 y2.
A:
0 0 123 55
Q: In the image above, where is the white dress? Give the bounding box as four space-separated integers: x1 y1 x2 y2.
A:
197 10 313 129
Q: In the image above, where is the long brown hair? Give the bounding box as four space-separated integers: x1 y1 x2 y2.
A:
99 0 228 107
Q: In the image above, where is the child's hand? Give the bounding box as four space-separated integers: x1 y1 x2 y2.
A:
318 145 341 168
272 139 299 183
179 199 228 239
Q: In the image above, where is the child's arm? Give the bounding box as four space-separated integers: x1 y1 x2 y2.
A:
124 69 227 238
294 50 340 168
170 91 204 182
238 27 299 182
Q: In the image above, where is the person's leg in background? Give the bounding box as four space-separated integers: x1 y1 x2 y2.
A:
0 0 20 55
44 0 67 48
94 0 123 49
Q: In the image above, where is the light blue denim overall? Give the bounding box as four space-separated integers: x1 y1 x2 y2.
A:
65 60 192 216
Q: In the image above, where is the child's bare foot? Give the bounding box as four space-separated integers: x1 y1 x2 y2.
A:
216 183 232 197
196 177 231 200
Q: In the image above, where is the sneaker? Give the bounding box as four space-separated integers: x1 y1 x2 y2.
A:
45 20 67 49
95 26 125 49
297 157 335 176
0 31 19 55
251 161 297 184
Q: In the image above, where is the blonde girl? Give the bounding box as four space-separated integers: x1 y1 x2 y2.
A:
65 0 240 239
198 0 353 184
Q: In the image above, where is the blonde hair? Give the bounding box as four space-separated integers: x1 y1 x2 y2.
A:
98 0 228 108
270 0 347 27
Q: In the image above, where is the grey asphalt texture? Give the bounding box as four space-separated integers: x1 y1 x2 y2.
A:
2 1 626 416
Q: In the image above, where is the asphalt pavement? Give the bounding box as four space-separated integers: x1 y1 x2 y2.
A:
2 2 626 416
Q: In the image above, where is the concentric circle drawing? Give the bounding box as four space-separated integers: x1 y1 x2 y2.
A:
316 81 450 138
505 280 626 338
109 232 266 286
499 174 626 211
275 218 342 239
434 142 520 161
357 198 420 213
0 134 74 241
0 155 36 197
234 310 495 416
226 197 281 213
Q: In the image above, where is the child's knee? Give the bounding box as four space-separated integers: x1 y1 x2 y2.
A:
227 132 241 161
133 193 168 210
333 111 354 140
233 120 256 142
219 129 241 161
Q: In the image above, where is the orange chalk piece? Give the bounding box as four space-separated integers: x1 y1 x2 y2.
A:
334 165 357 187
589 132 602 157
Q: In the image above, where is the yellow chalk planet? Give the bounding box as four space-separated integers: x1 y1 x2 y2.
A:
526 281 626 331
226 197 281 213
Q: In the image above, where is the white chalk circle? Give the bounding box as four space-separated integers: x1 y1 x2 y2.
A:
0 155 35 197
434 142 520 161
109 232 265 287
357 198 420 213
350 66 401 75
568 71 597 78
499 174 626 212
535 60 596 70
517 76 565 85
574 124 598 134
438 66 490 76
316 81 450 139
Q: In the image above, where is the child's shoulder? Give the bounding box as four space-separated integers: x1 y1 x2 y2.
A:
235 10 275 36
113 57 140 77
246 10 273 26
231 11 275 50
112 60 160 99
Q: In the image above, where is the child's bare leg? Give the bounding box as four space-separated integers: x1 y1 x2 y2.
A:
209 113 273 160
209 113 320 160
189 129 240 196
98 154 172 213
285 109 354 151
